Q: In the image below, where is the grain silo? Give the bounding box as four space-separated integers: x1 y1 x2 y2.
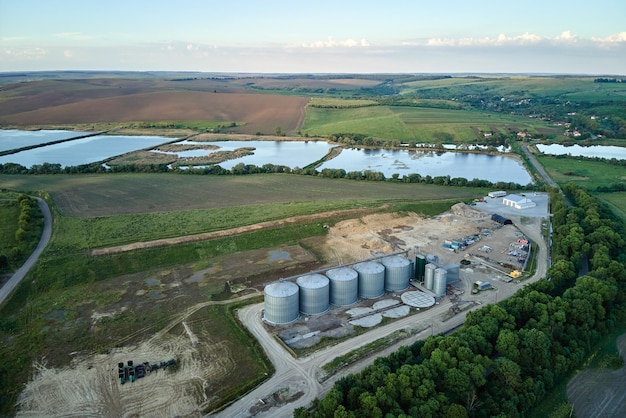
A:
415 254 426 282
296 274 330 315
264 281 300 325
354 261 385 299
444 263 460 283
433 268 448 297
326 267 358 306
381 255 411 292
424 263 437 290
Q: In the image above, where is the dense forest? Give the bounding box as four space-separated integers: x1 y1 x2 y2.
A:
296 184 626 417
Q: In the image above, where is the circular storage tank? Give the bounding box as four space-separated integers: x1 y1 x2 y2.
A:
424 263 437 290
326 267 358 306
296 274 330 315
381 255 411 292
264 281 300 325
444 263 460 283
354 261 385 299
433 268 448 297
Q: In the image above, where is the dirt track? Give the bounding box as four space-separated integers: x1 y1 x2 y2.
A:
90 208 374 256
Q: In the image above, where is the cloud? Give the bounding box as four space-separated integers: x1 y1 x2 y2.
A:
299 37 370 48
53 32 93 41
592 32 626 43
421 31 626 48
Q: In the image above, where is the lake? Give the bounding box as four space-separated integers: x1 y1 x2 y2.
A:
536 144 626 160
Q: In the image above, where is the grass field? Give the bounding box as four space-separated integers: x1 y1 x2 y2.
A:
0 173 485 218
599 192 626 222
401 76 626 103
535 154 626 190
302 105 559 142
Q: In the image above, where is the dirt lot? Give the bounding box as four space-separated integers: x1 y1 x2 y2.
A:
15 202 545 417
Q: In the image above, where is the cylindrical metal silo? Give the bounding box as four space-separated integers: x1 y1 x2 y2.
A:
444 263 460 283
296 273 330 315
381 255 411 292
415 254 426 282
354 261 385 299
424 263 437 290
433 268 448 297
326 267 358 306
264 281 299 325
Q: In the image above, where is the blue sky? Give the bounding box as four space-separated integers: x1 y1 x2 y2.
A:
1 0 625 74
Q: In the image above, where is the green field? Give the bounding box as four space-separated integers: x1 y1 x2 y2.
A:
600 192 626 222
535 154 626 190
302 105 559 142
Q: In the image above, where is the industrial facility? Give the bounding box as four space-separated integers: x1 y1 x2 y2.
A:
262 251 460 326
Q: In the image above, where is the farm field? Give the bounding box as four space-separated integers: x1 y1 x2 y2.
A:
302 105 560 142
401 75 626 101
0 78 309 135
0 173 484 219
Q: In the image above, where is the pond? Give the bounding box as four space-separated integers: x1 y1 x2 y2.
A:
536 144 626 160
0 132 173 168
174 140 334 169
0 129 92 152
318 148 532 184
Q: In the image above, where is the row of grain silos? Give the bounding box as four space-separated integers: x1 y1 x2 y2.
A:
263 255 412 325
415 253 460 297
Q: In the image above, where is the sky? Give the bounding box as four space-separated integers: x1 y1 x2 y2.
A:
1 0 625 74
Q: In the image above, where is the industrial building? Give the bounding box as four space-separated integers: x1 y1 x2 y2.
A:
488 190 507 198
502 194 536 209
491 213 513 225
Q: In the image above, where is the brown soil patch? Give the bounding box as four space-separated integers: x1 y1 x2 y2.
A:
1 88 309 135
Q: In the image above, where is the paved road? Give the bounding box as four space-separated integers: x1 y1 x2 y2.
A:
211 219 548 418
0 197 52 306
521 143 556 188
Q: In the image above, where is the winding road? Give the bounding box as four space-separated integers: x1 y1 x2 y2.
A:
211 218 548 418
0 197 52 306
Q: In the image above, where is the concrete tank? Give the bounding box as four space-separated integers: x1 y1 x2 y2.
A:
424 263 437 290
381 255 411 292
264 281 300 325
433 268 448 297
296 274 330 315
326 267 358 306
354 261 385 299
444 263 460 283
415 254 426 282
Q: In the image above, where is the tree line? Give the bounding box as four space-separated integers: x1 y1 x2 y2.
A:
295 184 626 418
0 195 43 272
0 161 536 192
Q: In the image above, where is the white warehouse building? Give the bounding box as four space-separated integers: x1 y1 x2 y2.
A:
503 194 536 209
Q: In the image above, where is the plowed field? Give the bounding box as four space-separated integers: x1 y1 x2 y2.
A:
0 80 309 135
